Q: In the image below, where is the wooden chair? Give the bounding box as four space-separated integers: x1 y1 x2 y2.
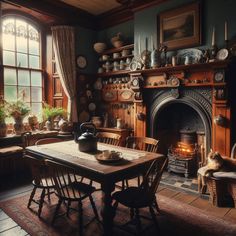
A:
25 137 63 217
35 137 63 145
112 157 167 234
96 132 121 146
126 136 159 153
25 154 55 217
124 136 159 187
46 160 100 235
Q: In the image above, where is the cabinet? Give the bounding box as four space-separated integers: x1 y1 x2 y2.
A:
95 44 135 137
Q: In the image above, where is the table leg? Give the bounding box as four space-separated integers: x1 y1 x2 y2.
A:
101 182 115 236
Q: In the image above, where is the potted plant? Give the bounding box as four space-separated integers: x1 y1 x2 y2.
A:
7 100 30 134
0 103 7 137
42 103 65 130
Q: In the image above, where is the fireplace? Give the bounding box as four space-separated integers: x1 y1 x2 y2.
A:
131 61 232 172
167 129 199 177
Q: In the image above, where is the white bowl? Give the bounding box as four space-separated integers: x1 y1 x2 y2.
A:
94 42 107 53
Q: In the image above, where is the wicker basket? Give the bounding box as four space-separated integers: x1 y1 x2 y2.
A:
93 42 107 53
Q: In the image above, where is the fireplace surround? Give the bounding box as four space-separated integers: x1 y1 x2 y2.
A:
130 60 234 163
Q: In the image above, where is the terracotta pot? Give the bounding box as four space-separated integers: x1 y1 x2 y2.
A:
0 122 7 137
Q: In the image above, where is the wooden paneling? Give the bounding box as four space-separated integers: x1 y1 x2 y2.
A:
134 103 146 137
212 104 231 156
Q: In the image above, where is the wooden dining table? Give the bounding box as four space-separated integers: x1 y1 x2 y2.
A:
25 140 165 236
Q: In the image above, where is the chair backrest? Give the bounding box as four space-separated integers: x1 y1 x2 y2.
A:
96 132 121 146
141 157 167 199
25 154 52 186
46 160 83 199
126 136 159 153
231 143 236 159
35 138 63 145
21 132 33 148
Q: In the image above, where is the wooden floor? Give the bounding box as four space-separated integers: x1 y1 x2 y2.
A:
0 177 236 235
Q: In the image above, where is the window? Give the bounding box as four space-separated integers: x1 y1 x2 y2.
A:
2 16 43 117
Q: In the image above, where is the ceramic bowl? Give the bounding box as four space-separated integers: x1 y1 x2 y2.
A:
94 42 107 53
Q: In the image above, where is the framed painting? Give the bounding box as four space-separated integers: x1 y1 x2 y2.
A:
159 2 201 50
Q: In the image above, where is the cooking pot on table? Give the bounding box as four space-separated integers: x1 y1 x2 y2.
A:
75 122 97 152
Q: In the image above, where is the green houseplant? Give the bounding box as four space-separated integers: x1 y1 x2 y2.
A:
42 103 65 130
0 103 7 137
7 100 30 134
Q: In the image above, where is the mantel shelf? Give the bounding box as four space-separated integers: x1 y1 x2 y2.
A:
97 70 130 77
129 60 229 76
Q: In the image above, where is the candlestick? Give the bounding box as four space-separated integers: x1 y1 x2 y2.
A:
225 21 228 41
151 36 153 50
138 35 141 55
211 27 215 46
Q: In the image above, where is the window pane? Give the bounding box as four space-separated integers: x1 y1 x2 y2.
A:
17 53 28 67
2 34 15 51
31 71 42 86
4 85 17 101
29 39 39 55
18 70 30 86
3 50 15 66
4 68 17 85
31 87 42 102
18 86 30 102
31 103 42 117
29 55 40 69
16 35 27 53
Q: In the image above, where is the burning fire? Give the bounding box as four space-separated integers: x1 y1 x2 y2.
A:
170 142 197 158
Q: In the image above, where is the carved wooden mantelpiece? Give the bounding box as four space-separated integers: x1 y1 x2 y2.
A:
130 60 232 156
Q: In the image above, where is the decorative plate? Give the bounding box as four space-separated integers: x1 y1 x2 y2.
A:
88 102 96 111
177 48 203 64
95 151 123 163
78 110 90 123
76 55 87 69
216 48 229 60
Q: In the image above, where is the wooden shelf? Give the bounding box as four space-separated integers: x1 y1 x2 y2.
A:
99 44 134 55
97 70 131 77
99 54 133 63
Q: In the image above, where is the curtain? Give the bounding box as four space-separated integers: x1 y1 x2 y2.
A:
51 26 78 122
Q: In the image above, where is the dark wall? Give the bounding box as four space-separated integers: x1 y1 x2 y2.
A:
134 0 236 54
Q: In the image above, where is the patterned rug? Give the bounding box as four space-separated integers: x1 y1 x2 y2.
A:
0 190 236 236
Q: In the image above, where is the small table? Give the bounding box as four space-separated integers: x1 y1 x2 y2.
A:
25 140 164 236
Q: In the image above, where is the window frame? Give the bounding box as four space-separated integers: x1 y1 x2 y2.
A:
0 13 45 112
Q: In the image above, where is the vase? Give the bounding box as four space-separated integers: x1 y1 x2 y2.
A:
151 48 160 68
14 117 24 135
0 122 7 137
45 120 53 131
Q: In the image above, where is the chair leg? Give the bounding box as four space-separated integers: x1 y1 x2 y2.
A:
89 195 100 221
130 208 134 220
38 188 46 217
153 198 160 214
52 199 63 225
78 201 83 236
66 200 71 217
134 208 142 234
149 206 160 233
28 186 37 208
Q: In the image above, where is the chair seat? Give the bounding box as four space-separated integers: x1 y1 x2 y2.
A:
112 187 152 208
0 146 23 156
61 182 96 200
212 171 236 180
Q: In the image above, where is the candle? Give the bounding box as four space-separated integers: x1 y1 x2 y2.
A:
211 27 215 46
151 36 153 50
138 35 141 55
145 37 148 51
225 21 228 41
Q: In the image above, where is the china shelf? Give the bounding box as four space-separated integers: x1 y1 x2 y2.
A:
97 70 131 77
99 54 133 63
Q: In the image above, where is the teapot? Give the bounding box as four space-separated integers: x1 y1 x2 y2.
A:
75 122 97 152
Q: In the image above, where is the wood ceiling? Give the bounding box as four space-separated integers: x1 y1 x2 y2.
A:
59 0 122 15
1 0 169 29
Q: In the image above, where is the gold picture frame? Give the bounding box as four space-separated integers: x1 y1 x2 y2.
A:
159 2 201 50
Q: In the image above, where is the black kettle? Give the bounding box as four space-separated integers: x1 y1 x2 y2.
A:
76 122 97 152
